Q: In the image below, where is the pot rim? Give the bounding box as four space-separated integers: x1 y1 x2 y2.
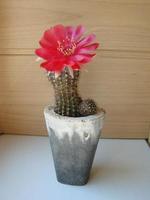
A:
44 105 105 122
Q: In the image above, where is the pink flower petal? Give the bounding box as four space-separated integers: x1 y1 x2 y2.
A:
53 24 66 42
72 64 80 70
78 54 96 64
77 43 99 54
39 38 54 49
44 29 58 46
41 61 53 71
51 60 64 72
73 53 95 60
77 34 96 47
66 26 76 41
78 56 92 64
73 55 86 62
72 53 95 64
74 25 85 41
35 48 51 60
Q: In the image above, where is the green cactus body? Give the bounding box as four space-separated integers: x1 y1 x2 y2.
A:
48 67 82 117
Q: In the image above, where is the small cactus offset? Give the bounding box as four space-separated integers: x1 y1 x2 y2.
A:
35 24 99 117
78 99 97 116
48 67 82 117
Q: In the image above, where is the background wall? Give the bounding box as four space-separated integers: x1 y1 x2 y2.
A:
0 0 150 138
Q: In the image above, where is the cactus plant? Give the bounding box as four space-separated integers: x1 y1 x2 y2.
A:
35 24 99 117
48 67 82 117
35 25 105 186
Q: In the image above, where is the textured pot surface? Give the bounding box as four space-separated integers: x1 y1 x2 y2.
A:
44 106 105 185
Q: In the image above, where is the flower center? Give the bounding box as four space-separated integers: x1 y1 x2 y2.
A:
57 37 76 56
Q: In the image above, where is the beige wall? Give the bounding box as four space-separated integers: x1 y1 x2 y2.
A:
0 0 150 138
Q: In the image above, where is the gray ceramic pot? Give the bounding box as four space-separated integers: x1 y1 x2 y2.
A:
44 106 105 185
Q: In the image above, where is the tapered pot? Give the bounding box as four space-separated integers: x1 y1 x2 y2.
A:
44 106 105 185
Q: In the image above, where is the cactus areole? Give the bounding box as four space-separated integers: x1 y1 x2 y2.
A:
35 24 99 117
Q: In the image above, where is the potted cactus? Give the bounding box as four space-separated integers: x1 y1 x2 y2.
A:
35 24 105 185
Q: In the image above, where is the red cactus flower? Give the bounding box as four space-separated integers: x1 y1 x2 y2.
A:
35 24 99 73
